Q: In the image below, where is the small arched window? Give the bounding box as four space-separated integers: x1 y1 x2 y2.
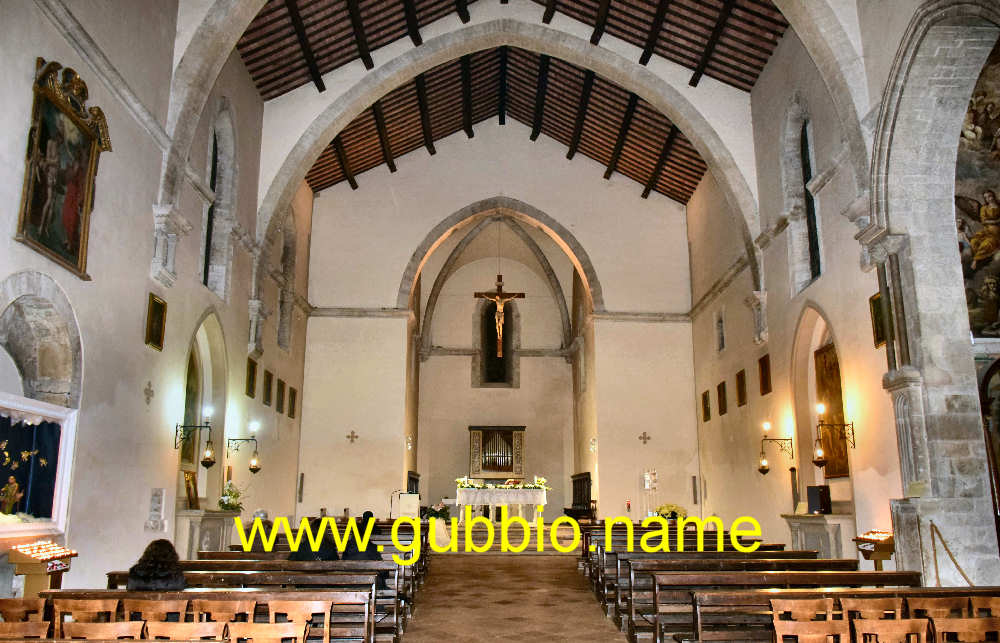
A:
800 120 821 281
201 102 237 301
481 300 512 383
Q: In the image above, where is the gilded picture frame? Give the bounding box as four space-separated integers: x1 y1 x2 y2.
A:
16 58 111 280
145 294 167 351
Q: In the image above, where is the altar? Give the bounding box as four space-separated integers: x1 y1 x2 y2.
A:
456 487 546 522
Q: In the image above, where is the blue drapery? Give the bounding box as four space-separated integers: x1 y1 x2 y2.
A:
0 416 61 517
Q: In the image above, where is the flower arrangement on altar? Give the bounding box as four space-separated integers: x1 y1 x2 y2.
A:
455 475 552 490
421 502 450 520
655 503 687 519
218 481 244 511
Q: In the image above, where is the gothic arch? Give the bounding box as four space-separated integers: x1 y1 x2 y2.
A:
0 271 83 408
781 92 823 295
419 214 572 357
203 97 239 300
397 197 604 313
257 17 763 291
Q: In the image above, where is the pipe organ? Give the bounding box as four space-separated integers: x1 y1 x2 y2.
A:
469 426 525 479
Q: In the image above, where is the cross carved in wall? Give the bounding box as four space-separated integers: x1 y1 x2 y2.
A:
346 430 359 444
638 431 651 445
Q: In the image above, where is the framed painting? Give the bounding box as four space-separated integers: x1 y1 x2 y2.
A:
16 58 111 279
869 292 891 348
183 471 199 510
145 294 166 351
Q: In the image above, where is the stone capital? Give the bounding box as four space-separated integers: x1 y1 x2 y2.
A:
882 365 922 392
152 203 193 236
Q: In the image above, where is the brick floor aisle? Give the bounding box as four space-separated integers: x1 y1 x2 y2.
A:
402 553 628 642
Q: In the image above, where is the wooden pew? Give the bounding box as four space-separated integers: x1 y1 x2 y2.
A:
175 560 409 641
690 586 1000 641
621 558 857 637
41 588 377 643
646 570 923 643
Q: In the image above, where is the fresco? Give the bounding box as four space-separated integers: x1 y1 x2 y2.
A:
957 41 1000 337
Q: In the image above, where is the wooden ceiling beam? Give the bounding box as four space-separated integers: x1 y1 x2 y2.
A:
566 69 594 159
689 0 736 87
530 55 551 141
414 74 437 155
604 93 639 180
590 0 611 45
372 101 396 173
332 136 357 189
640 0 672 65
283 0 325 92
346 0 374 69
456 0 470 23
403 0 422 46
461 55 474 138
498 46 508 125
542 0 557 24
642 124 678 198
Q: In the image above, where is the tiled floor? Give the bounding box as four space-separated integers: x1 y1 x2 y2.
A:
403 554 628 642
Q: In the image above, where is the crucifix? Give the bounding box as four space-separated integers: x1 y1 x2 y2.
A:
474 274 524 357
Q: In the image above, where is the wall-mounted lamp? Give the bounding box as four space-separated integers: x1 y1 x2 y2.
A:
756 419 793 475
226 437 262 474
813 402 855 469
175 406 216 469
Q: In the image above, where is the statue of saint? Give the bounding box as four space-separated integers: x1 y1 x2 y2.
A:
1 476 23 514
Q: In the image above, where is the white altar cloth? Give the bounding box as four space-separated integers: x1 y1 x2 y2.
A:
456 488 546 522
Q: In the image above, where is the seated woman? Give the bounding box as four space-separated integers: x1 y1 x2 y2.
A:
341 511 387 589
288 517 339 561
127 539 185 591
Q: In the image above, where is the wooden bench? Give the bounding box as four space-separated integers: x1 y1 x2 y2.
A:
690 586 1000 641
645 570 923 643
41 589 378 642
616 556 851 630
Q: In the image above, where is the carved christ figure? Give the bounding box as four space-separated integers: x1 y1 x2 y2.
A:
475 274 524 357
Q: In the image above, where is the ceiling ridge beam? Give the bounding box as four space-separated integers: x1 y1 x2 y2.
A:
590 0 611 45
566 70 594 159
640 0 672 66
346 0 374 70
642 124 679 198
283 0 325 92
461 54 474 138
456 0 470 23
498 47 508 125
414 74 436 155
403 0 422 46
371 101 396 173
689 0 736 87
542 0 556 24
604 93 639 180
529 54 551 142
332 135 357 190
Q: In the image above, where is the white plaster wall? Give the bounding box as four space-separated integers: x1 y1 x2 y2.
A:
0 349 23 397
0 3 310 586
417 252 572 509
687 173 748 302
309 121 691 314
687 23 905 554
594 321 700 519
298 317 407 517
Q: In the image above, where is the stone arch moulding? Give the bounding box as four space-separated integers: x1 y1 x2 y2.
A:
0 271 83 409
202 96 240 301
398 197 604 315
256 17 764 291
418 213 572 358
866 0 1000 584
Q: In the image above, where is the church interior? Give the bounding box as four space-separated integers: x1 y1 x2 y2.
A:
2 0 1000 640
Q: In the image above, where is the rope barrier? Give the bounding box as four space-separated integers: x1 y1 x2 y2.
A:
929 519 974 586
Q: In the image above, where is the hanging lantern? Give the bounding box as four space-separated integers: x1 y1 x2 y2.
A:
201 439 216 469
811 438 827 468
248 449 262 474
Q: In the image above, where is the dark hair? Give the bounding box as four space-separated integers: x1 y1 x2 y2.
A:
127 539 184 591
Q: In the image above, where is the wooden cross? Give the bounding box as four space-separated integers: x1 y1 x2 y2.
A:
638 431 651 445
346 430 358 443
474 274 525 357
